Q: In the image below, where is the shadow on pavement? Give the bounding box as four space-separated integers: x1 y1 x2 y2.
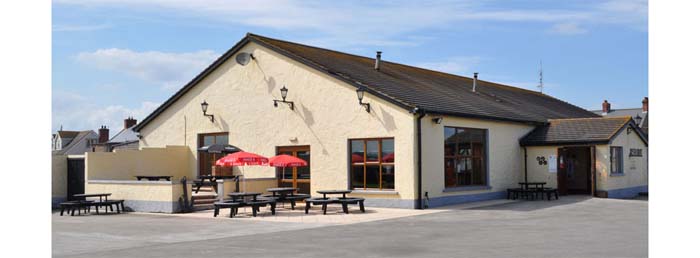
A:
466 195 592 212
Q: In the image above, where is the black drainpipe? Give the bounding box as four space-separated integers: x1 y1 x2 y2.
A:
524 147 528 183
413 107 426 209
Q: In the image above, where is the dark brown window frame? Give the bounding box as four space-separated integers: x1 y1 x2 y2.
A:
348 137 395 190
444 126 488 188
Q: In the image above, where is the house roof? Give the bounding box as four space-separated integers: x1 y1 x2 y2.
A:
591 107 648 134
134 33 599 132
108 125 139 143
57 130 80 139
519 116 647 146
53 130 97 155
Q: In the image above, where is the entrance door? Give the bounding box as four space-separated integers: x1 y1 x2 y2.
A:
557 147 592 195
198 133 229 176
276 146 310 194
67 157 85 201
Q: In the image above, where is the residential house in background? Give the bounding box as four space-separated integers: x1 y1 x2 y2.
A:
592 97 648 136
93 117 140 152
51 129 99 155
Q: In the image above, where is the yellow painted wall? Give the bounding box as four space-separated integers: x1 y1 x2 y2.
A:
595 127 648 191
524 146 559 187
420 116 534 198
86 181 186 202
138 42 418 201
85 146 191 180
52 154 67 201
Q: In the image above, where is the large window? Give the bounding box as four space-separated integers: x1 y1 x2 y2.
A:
610 146 624 175
349 138 394 190
444 127 487 187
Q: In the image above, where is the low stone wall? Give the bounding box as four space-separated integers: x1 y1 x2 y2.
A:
86 180 191 213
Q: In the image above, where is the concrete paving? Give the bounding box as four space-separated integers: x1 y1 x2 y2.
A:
53 196 647 258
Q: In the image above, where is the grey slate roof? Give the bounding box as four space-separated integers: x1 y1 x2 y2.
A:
591 108 648 134
108 125 139 143
53 130 97 155
135 33 599 131
520 117 647 146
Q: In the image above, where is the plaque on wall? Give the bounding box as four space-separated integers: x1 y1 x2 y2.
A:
630 148 643 157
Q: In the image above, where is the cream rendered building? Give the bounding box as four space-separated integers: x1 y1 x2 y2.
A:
129 33 648 209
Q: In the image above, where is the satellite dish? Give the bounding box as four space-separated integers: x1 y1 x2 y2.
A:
235 52 254 65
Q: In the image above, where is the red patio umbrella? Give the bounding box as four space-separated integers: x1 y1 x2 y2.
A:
216 151 269 192
216 151 269 166
268 154 308 183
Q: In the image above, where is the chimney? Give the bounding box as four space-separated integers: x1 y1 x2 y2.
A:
124 116 137 129
98 125 109 143
642 97 648 113
374 51 382 71
472 72 479 92
602 100 611 115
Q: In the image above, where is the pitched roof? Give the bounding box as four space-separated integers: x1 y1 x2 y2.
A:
520 117 647 146
592 107 648 134
108 125 139 143
134 33 599 131
57 130 80 139
54 130 97 155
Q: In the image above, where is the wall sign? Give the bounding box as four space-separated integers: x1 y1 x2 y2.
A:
536 156 548 165
629 148 643 157
548 155 557 173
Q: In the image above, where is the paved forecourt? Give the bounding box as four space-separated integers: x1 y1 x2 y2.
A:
53 196 647 258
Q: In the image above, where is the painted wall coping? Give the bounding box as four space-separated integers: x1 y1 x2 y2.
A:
351 189 399 195
87 179 178 185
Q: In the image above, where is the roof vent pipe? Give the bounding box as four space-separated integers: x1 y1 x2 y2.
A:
375 51 382 71
472 72 479 92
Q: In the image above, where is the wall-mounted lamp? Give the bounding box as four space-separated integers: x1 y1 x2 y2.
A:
432 117 443 124
633 115 642 125
201 100 214 122
273 86 294 110
356 87 370 113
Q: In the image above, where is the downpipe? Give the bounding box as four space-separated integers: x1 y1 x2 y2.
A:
413 107 426 209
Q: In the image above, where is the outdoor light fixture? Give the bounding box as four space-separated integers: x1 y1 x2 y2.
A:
432 117 443 124
356 87 370 113
273 85 294 110
201 100 214 122
634 115 643 125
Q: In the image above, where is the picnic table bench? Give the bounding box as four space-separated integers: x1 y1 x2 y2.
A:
59 193 125 216
304 190 365 215
507 182 559 201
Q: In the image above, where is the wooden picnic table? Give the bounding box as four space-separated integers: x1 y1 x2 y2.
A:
518 182 547 190
228 192 262 202
73 193 111 202
267 187 297 197
134 175 172 181
317 190 351 199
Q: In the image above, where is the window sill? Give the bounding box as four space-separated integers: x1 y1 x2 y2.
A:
443 185 492 192
609 173 625 177
351 190 399 195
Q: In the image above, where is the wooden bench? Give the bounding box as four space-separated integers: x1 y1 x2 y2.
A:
59 200 93 216
214 201 243 218
337 197 365 214
246 199 276 217
304 198 338 215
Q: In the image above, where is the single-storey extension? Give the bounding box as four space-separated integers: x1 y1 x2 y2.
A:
129 33 647 209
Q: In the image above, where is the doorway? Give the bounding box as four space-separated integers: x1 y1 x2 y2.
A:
197 132 229 176
557 146 593 195
276 145 310 194
67 157 85 201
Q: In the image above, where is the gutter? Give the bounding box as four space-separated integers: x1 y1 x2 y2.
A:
412 107 426 209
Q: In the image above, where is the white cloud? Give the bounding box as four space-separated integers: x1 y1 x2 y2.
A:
413 56 481 75
53 24 111 32
550 22 587 35
75 48 219 90
52 90 159 135
55 0 647 44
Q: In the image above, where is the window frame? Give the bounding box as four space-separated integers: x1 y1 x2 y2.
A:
610 146 624 175
348 137 395 190
197 132 229 176
443 126 489 189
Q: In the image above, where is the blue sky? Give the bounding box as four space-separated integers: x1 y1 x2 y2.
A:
52 0 648 134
